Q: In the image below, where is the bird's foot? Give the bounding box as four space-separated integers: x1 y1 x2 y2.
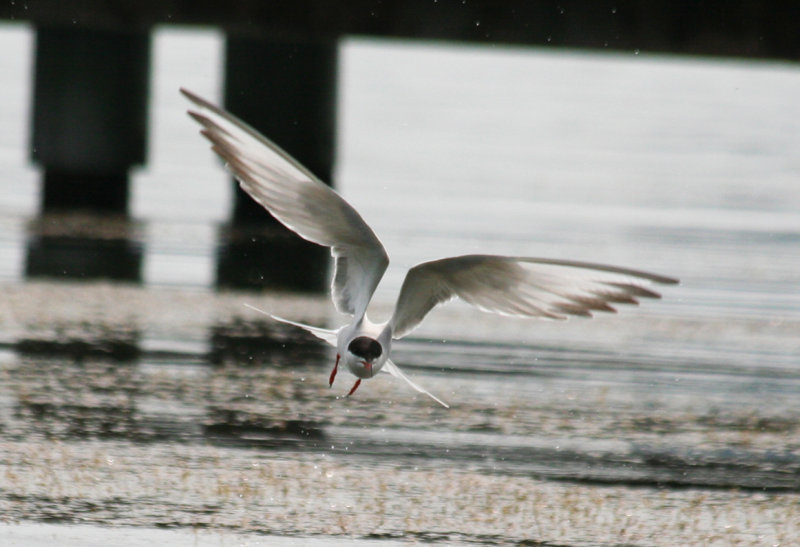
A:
346 379 362 397
329 354 340 387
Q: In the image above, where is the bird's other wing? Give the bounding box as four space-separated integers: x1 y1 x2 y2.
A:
243 303 339 346
382 359 449 408
182 89 388 319
390 255 678 339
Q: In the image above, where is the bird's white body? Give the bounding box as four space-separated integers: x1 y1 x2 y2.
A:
184 88 678 408
338 316 391 379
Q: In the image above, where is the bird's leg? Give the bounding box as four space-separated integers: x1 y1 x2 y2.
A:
347 379 362 397
329 354 340 387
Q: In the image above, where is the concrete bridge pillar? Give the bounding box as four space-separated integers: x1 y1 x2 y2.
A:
25 26 149 281
32 26 150 213
216 36 338 291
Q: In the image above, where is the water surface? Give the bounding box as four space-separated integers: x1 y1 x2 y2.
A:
1 25 799 546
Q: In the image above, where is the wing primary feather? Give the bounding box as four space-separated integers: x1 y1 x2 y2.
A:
183 88 321 182
522 257 679 285
604 282 662 299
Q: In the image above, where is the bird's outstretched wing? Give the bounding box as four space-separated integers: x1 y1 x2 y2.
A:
390 255 678 339
382 359 449 408
182 89 388 319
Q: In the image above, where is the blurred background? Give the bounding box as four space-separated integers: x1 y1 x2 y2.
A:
0 2 799 545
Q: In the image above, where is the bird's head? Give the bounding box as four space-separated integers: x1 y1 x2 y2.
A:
346 336 384 378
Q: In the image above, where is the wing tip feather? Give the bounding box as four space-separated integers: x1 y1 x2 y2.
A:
605 282 662 299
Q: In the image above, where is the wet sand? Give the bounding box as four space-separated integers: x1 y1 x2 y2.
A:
1 438 798 545
0 522 406 547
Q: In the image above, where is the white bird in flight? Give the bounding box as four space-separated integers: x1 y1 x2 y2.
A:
182 88 678 408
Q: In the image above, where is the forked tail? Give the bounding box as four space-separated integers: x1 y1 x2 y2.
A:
242 303 339 346
383 359 449 408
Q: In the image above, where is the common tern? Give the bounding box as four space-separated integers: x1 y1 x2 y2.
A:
182 88 678 408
